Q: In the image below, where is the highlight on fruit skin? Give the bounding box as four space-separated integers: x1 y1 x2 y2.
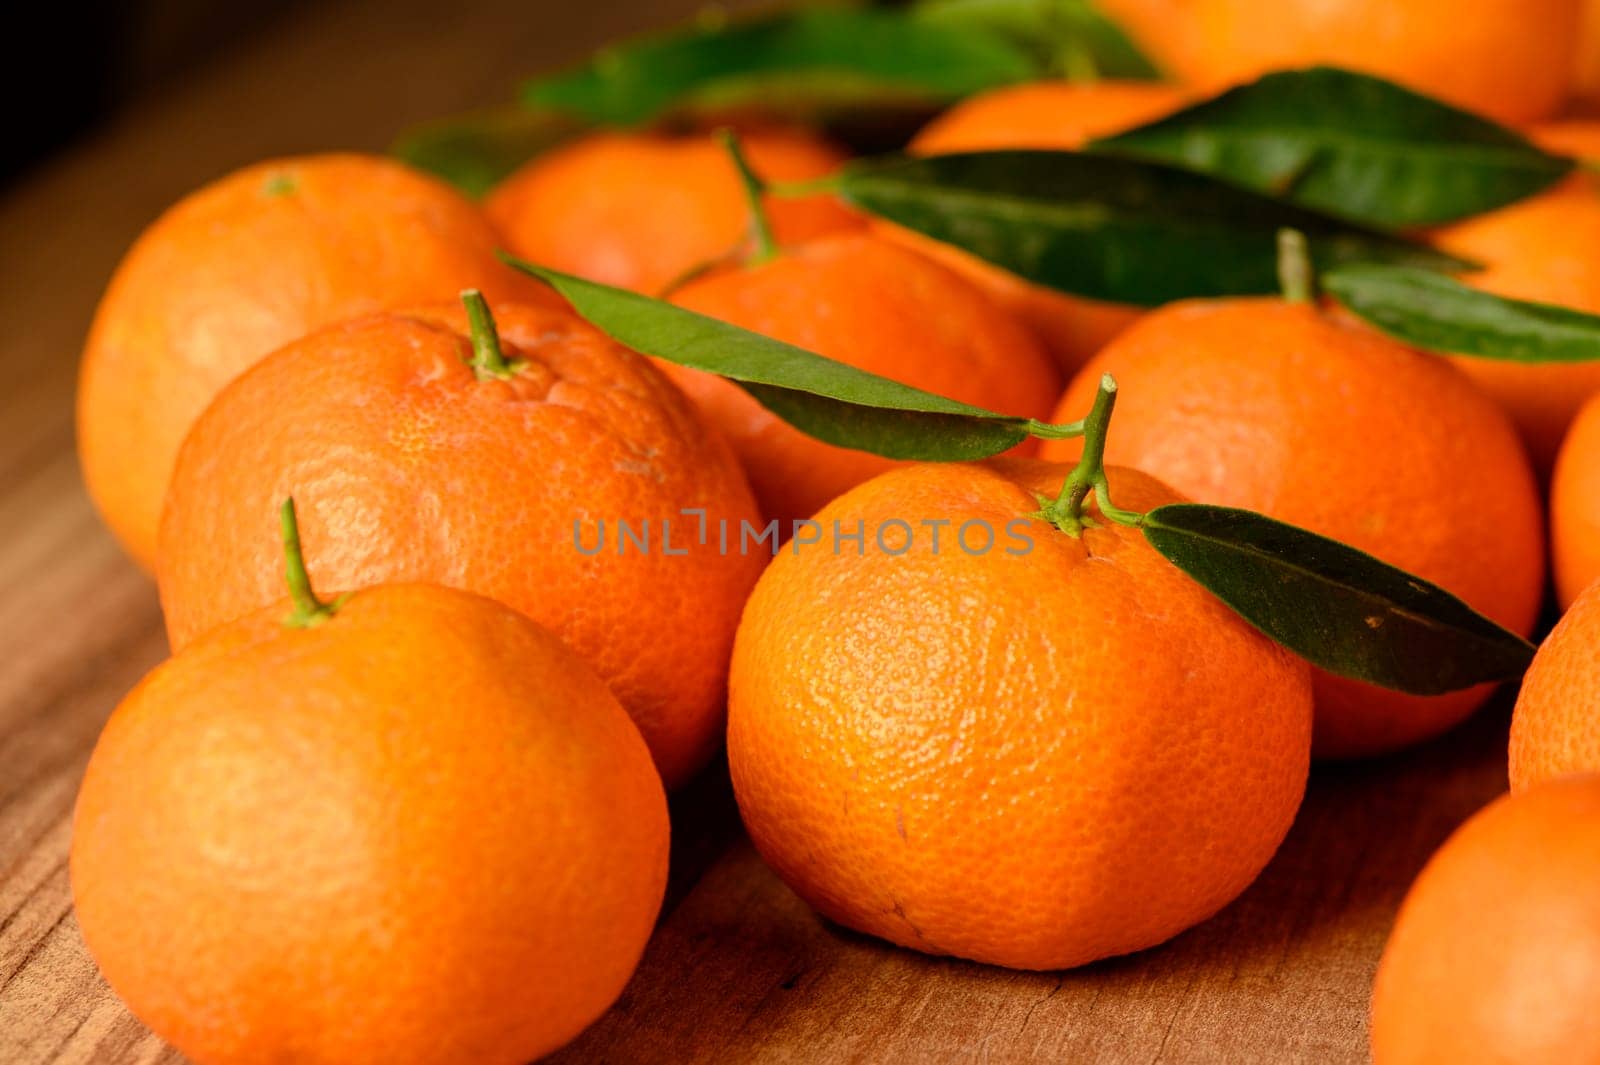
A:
1370 773 1600 1065
71 504 669 1065
727 458 1313 971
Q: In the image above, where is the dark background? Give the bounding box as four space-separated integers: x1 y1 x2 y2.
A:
3 0 310 187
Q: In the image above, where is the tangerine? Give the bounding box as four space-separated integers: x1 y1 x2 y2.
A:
158 295 764 788
77 153 542 570
728 457 1313 970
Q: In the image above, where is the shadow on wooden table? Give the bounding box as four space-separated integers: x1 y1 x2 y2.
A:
554 697 1510 1064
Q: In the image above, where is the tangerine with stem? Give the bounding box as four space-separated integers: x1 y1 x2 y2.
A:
158 292 764 789
1040 231 1544 757
727 374 1313 970
74 500 669 1064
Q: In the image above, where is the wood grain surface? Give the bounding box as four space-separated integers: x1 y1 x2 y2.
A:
0 1 1515 1061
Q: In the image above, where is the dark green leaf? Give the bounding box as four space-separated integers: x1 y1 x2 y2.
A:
389 108 584 199
1090 67 1572 227
836 150 1471 306
910 0 1161 80
1325 264 1600 364
521 7 1038 127
1142 504 1534 694
506 259 1055 460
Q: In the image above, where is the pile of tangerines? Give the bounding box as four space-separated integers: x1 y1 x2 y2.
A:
61 1 1600 1062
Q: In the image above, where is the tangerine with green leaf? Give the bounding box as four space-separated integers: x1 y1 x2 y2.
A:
669 228 1061 526
887 78 1187 374
654 132 1061 526
728 380 1313 970
1435 181 1600 472
1040 235 1544 757
73 501 669 1064
77 153 545 570
157 294 764 789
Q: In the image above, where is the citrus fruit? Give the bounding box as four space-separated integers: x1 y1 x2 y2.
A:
1577 0 1600 103
484 127 860 296
1527 119 1600 162
77 153 542 571
668 231 1061 525
888 79 1187 374
910 79 1187 155
728 458 1313 970
1370 773 1600 1064
1510 577 1600 789
1550 392 1600 608
73 516 669 1064
157 295 765 789
1101 0 1581 125
1040 297 1544 757
1436 183 1600 473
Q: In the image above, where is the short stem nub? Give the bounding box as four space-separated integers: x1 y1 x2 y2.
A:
717 128 779 264
461 289 515 380
1277 228 1315 304
1039 374 1145 536
280 497 339 629
1059 38 1099 83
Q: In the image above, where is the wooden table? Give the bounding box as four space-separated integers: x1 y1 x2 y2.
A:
0 1 1516 1060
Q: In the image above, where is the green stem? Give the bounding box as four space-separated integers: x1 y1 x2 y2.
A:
766 174 842 199
1025 416 1087 441
717 128 779 264
1038 374 1145 536
1058 37 1100 83
1276 228 1315 304
461 289 516 380
280 497 339 629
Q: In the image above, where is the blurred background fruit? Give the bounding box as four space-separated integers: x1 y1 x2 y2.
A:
729 460 1312 970
1102 0 1582 125
485 128 861 296
157 298 764 788
1370 774 1600 1065
73 575 669 1065
1042 297 1545 757
77 153 542 570
669 231 1061 525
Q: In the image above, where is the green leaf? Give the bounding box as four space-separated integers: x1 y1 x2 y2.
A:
835 150 1472 306
1325 264 1600 364
910 0 1161 80
389 107 584 199
505 259 1060 460
1090 67 1573 227
1141 504 1534 694
521 7 1038 127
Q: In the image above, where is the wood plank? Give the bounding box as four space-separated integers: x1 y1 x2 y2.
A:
551 705 1508 1064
